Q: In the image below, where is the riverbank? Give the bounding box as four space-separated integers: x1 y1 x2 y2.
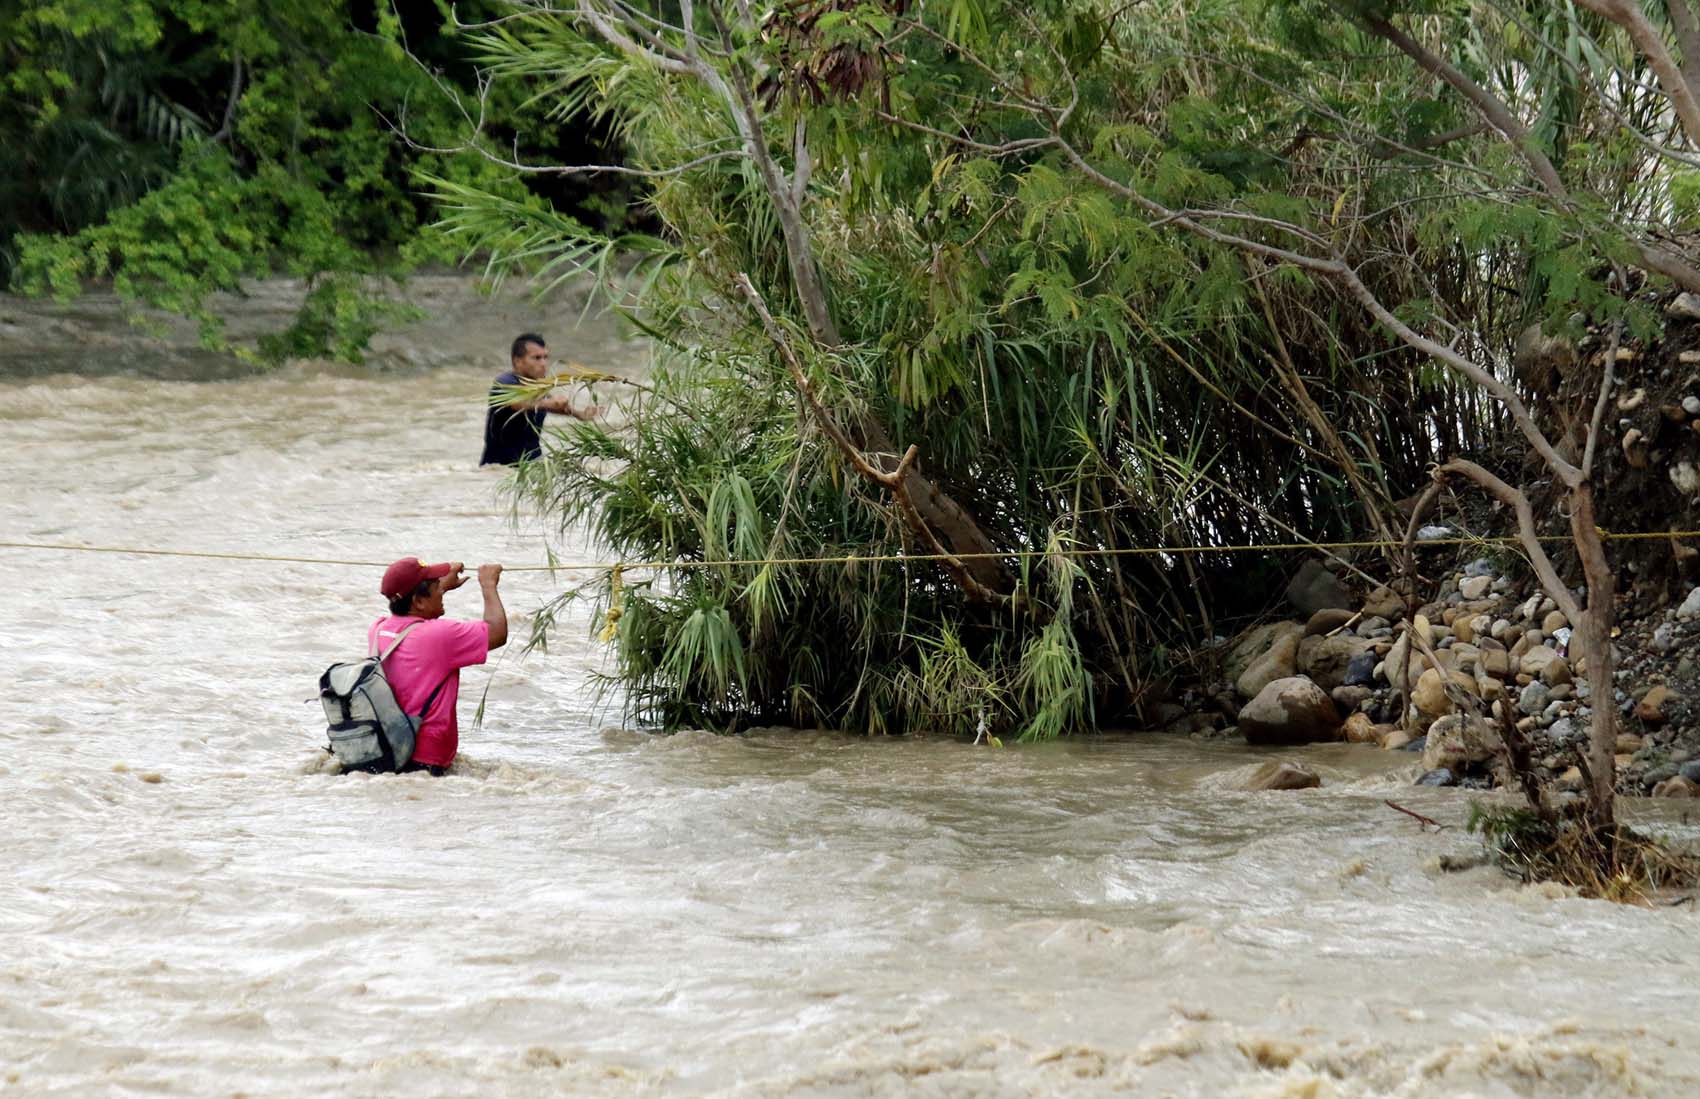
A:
0 271 643 380
1162 296 1700 806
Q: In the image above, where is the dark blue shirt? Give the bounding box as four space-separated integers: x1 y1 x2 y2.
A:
480 371 548 466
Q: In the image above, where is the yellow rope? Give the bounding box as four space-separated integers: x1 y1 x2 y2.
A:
3 529 1700 573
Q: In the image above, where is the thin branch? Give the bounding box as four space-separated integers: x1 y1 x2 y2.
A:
209 52 244 144
1575 0 1700 147
1435 459 1584 624
1582 317 1624 479
872 109 1056 156
735 274 1009 604
575 0 695 74
1356 12 1569 200
1670 0 1700 94
1385 799 1446 829
1051 139 1581 485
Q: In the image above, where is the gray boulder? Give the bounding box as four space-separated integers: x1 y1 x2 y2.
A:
1235 622 1305 700
1286 560 1353 618
1239 676 1343 746
1297 633 1376 691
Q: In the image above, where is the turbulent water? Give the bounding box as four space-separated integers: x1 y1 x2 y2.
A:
3 279 1699 1098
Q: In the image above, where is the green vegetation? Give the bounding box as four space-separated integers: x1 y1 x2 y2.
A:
433 0 1700 751
1 0 633 358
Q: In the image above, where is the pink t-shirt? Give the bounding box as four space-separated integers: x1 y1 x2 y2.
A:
367 615 490 768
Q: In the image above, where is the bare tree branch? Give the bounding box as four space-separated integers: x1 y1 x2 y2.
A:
1576 0 1700 147
1436 460 1583 624
735 273 1011 604
210 52 244 144
1669 0 1700 94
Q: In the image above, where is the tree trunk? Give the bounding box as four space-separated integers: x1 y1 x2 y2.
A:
1568 482 1619 834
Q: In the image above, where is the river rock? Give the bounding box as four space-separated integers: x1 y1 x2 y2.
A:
1652 776 1700 798
1380 728 1415 750
1518 681 1552 716
1634 685 1676 725
1342 651 1377 687
1383 633 1434 693
1416 768 1457 787
1331 685 1373 712
1668 292 1700 321
1475 673 1507 703
1238 676 1343 746
1458 575 1492 600
1243 761 1323 791
1341 712 1379 743
1412 667 1470 716
1286 560 1352 618
1298 633 1375 691
1361 585 1404 620
1303 607 1357 636
1644 764 1681 788
1235 622 1305 700
1421 714 1502 772
1541 610 1569 634
1519 644 1562 678
1224 622 1286 684
1680 587 1700 619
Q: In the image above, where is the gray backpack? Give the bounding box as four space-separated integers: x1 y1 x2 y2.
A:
319 622 447 773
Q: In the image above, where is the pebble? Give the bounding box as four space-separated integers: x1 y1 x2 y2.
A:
1342 652 1377 687
1644 764 1680 788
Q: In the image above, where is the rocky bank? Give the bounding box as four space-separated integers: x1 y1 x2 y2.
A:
1172 289 1700 796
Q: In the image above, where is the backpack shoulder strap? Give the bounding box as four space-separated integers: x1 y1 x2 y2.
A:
373 620 424 661
374 619 452 720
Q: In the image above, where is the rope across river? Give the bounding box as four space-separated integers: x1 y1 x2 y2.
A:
5 528 1700 573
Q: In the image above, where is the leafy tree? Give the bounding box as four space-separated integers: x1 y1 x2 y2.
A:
2 0 637 359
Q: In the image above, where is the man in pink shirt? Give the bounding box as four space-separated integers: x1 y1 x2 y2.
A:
368 556 510 774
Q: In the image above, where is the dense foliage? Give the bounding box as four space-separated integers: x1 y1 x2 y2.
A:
1 0 634 357
431 0 1700 737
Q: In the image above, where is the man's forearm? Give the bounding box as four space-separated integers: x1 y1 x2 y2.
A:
483 585 509 649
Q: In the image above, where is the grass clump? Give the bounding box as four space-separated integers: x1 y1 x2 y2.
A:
1467 801 1700 904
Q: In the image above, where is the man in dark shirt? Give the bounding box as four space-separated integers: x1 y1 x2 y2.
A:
480 332 599 466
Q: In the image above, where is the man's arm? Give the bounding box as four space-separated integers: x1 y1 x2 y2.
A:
479 563 509 650
537 393 599 420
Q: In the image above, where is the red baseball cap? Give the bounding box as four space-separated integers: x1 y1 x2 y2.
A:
380 557 454 599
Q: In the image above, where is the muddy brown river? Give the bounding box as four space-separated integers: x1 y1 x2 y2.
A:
2 278 1698 1097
